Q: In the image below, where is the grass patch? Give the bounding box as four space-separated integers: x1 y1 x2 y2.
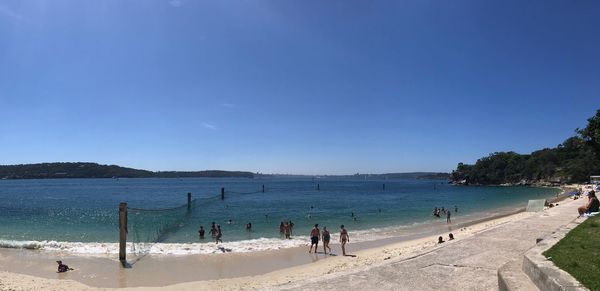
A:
543 214 600 291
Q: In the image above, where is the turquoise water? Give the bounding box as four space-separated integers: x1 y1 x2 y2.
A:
0 177 559 254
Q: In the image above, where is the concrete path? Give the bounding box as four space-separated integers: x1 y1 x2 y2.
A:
276 198 580 291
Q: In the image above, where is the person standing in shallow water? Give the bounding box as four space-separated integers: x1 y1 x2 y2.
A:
446 209 451 223
279 221 285 238
339 225 349 256
215 224 223 244
284 222 291 239
198 226 205 239
309 224 320 253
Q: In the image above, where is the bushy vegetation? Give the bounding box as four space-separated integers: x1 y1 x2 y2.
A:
451 110 600 185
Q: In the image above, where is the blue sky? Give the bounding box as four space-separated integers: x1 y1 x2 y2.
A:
0 0 599 174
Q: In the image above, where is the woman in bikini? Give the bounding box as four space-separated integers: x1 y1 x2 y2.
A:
322 226 331 254
339 224 349 256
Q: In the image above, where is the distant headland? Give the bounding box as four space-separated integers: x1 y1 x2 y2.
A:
0 162 255 179
0 162 449 180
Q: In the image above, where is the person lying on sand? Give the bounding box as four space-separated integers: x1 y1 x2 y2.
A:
56 261 73 273
438 236 445 244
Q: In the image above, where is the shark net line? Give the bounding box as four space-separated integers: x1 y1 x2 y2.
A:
127 195 221 255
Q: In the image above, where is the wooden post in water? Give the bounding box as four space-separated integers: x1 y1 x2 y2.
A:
187 192 192 209
221 187 225 200
119 202 127 263
262 184 265 193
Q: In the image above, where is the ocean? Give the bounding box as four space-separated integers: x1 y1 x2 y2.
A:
0 177 560 255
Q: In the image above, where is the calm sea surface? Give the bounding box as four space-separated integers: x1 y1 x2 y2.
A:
0 177 559 254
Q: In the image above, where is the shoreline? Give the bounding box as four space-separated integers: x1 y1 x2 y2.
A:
0 189 573 289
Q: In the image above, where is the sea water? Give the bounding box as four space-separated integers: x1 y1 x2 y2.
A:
0 177 559 255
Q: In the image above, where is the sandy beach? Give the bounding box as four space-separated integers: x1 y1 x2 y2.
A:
0 188 579 291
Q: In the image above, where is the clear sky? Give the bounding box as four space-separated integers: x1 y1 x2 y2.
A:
0 0 599 175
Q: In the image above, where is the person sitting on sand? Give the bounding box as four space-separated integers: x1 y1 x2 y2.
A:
578 191 600 216
449 233 454 240
322 226 332 255
309 224 320 253
198 226 205 239
56 260 73 273
438 236 445 244
340 225 349 256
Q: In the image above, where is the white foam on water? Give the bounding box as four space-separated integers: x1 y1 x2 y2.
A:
0 237 309 256
1 214 491 256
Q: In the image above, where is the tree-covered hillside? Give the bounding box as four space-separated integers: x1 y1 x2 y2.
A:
0 162 254 179
451 109 600 185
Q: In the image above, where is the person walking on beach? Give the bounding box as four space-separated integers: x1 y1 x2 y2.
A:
322 226 332 255
446 209 451 223
198 226 205 239
309 224 320 253
339 225 349 256
215 224 223 244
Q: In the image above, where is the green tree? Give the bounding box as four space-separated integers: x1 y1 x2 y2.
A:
578 109 600 155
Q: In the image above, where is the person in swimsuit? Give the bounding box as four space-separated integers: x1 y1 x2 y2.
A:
285 222 291 239
309 224 320 253
215 224 223 244
339 225 349 256
578 191 600 216
322 226 331 255
279 221 285 238
446 209 451 224
210 222 217 238
198 226 205 239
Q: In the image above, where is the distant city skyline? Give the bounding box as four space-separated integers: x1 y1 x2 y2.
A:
1 1 599 175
